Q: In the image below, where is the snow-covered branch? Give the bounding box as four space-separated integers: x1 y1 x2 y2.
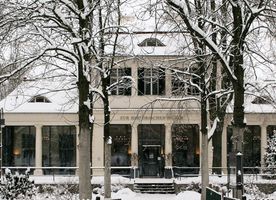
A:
208 117 220 141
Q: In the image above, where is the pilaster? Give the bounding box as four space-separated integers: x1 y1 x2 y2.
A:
34 125 43 175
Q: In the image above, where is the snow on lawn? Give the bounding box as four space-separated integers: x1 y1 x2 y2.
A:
111 188 200 200
29 175 276 200
33 189 200 200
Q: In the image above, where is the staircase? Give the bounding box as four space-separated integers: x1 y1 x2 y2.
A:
133 181 175 194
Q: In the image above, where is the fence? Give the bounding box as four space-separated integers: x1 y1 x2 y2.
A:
1 166 275 180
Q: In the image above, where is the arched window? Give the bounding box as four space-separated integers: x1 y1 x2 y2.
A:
138 38 165 47
29 96 51 103
251 95 271 104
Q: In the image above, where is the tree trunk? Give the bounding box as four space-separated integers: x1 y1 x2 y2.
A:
102 76 111 199
78 74 92 200
201 98 209 200
200 58 208 199
104 142 111 199
231 3 246 199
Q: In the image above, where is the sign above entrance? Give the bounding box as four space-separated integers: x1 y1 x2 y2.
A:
119 115 184 121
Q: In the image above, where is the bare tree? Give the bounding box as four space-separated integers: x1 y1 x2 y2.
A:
164 0 276 199
0 0 133 199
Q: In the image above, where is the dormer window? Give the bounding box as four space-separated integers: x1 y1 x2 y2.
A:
138 38 165 47
29 96 51 103
251 95 271 104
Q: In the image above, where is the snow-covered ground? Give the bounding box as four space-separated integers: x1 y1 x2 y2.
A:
34 188 200 200
25 175 276 200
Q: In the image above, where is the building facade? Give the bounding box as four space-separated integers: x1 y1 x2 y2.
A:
1 51 275 178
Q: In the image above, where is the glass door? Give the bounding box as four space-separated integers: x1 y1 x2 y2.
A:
142 145 164 177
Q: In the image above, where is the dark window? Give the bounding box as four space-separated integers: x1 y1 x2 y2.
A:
138 38 165 47
171 67 200 96
29 96 51 103
138 68 165 95
42 126 76 175
110 68 132 95
267 125 276 138
227 125 261 173
3 126 35 173
110 124 131 175
172 124 199 176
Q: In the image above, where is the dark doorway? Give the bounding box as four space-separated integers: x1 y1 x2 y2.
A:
138 124 165 177
142 145 164 177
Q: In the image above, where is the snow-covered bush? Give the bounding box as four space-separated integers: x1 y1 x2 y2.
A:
0 168 36 200
185 181 201 193
39 184 78 200
244 184 267 200
263 130 276 179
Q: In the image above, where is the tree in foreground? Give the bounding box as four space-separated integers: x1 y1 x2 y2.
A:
164 0 276 199
0 0 131 199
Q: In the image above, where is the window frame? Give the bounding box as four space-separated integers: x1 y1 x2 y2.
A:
138 67 165 96
110 68 132 96
171 67 200 96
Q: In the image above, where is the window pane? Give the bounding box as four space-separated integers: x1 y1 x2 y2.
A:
138 68 165 95
110 68 132 95
42 126 76 175
227 125 261 174
3 126 35 173
110 125 131 175
172 124 199 175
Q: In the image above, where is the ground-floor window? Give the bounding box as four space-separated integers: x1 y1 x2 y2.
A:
110 124 131 175
267 125 276 138
172 124 200 176
138 124 165 177
227 125 261 173
3 126 35 173
42 126 76 175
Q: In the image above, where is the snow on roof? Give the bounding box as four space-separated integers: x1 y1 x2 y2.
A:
122 32 190 56
227 81 276 114
0 75 78 114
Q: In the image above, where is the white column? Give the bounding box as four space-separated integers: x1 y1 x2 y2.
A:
165 123 172 166
261 124 267 168
221 122 228 174
34 125 43 175
75 125 80 176
165 69 172 96
92 125 104 176
131 124 138 167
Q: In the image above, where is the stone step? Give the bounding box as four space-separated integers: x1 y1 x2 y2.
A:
133 183 175 194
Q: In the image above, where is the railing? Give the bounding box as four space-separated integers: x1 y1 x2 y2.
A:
1 166 275 181
0 166 136 179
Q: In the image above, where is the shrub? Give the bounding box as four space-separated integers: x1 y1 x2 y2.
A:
0 168 36 200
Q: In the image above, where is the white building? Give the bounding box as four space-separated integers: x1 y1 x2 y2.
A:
0 1 275 178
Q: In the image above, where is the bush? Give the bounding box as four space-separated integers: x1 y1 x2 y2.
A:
0 168 36 200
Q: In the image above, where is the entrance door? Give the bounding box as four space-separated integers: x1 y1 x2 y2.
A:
142 146 163 177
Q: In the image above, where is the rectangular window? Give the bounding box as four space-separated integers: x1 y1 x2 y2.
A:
227 125 261 174
171 67 200 96
138 68 165 95
42 126 76 175
172 124 199 175
3 126 35 173
110 124 131 175
110 68 131 95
